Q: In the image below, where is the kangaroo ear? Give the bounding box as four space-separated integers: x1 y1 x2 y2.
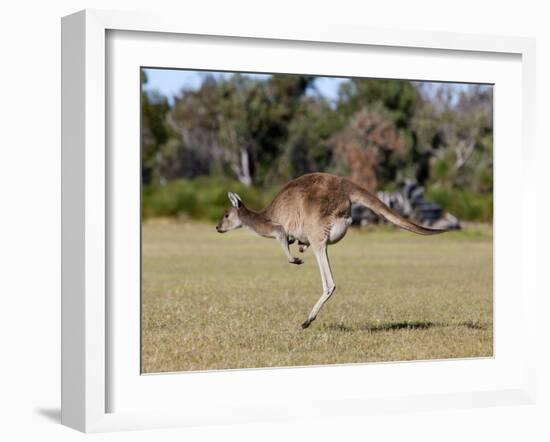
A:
227 192 242 208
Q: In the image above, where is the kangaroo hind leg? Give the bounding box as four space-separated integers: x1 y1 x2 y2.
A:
301 243 336 329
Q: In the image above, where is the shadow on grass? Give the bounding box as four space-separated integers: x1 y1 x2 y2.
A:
323 320 488 333
457 320 488 330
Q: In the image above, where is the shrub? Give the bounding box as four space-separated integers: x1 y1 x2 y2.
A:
143 177 492 224
142 177 276 222
425 187 493 222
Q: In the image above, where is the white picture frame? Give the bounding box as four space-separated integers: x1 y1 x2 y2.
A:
61 9 537 433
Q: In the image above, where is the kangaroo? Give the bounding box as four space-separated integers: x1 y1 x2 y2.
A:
216 172 446 329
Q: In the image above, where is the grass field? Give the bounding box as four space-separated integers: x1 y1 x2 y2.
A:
142 221 493 373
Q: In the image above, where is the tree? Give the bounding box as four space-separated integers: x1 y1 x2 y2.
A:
168 73 315 186
337 78 417 128
412 84 493 192
328 110 406 191
141 71 172 184
275 96 343 181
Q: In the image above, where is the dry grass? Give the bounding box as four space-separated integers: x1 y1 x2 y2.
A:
141 221 493 373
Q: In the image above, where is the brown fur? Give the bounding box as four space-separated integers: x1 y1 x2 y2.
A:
216 173 446 328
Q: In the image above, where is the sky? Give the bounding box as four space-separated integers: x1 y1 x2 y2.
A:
142 68 491 105
142 68 350 104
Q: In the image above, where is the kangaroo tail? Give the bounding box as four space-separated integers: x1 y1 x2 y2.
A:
347 181 446 235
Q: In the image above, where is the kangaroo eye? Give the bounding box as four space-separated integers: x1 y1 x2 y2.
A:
224 214 228 218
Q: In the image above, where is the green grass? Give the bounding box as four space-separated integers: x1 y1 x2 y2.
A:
142 222 493 373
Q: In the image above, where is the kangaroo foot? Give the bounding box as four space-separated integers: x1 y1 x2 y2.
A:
289 257 303 265
301 318 314 329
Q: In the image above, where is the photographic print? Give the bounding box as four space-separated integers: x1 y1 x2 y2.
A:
141 68 493 373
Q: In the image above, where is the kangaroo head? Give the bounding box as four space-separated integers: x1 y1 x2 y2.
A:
216 192 243 233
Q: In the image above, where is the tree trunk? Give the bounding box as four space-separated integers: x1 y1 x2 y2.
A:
230 148 253 186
